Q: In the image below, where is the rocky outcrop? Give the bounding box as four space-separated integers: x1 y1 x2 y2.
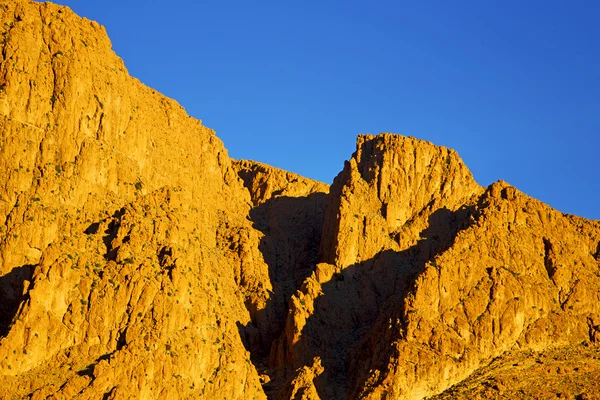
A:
275 135 600 399
320 134 483 269
351 181 600 399
0 1 270 398
234 160 328 207
1 1 599 399
0 189 266 399
272 135 484 398
233 160 328 394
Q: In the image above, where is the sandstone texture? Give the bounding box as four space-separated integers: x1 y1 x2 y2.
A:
0 1 599 399
0 1 270 398
272 135 600 399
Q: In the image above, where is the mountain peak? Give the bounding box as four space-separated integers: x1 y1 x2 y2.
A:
0 3 599 399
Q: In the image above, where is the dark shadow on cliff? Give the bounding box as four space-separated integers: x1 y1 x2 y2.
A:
0 264 35 337
279 205 475 399
594 241 600 261
236 193 327 370
98 208 126 261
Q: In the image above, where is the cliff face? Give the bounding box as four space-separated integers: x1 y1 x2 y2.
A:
276 135 600 399
351 181 600 399
0 1 599 400
271 135 484 398
0 1 270 398
319 134 483 269
233 160 328 365
273 135 600 399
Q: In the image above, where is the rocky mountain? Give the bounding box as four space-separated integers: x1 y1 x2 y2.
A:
0 1 598 399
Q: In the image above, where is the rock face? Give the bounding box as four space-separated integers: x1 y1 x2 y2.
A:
320 134 483 269
0 1 599 399
272 135 600 399
350 180 600 399
0 1 270 398
233 160 328 364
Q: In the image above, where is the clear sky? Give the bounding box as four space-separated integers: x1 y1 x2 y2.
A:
52 0 599 220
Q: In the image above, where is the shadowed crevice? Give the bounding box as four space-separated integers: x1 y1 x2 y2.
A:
100 208 125 261
276 205 476 399
0 264 35 337
543 238 557 282
102 387 117 400
236 192 327 394
77 352 114 378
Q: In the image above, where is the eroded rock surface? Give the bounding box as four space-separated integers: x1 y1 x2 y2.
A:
0 1 599 399
275 135 600 399
0 1 269 398
233 160 329 395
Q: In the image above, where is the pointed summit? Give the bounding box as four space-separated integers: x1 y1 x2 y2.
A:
320 133 482 268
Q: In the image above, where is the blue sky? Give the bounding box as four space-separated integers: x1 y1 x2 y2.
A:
53 1 599 220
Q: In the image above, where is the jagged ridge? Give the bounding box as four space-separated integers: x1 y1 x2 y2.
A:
0 2 599 400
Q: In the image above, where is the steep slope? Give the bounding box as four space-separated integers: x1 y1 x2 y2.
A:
0 1 270 398
233 160 329 393
272 134 484 398
275 135 600 399
352 181 600 399
1 1 600 399
320 134 483 269
1 189 266 399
